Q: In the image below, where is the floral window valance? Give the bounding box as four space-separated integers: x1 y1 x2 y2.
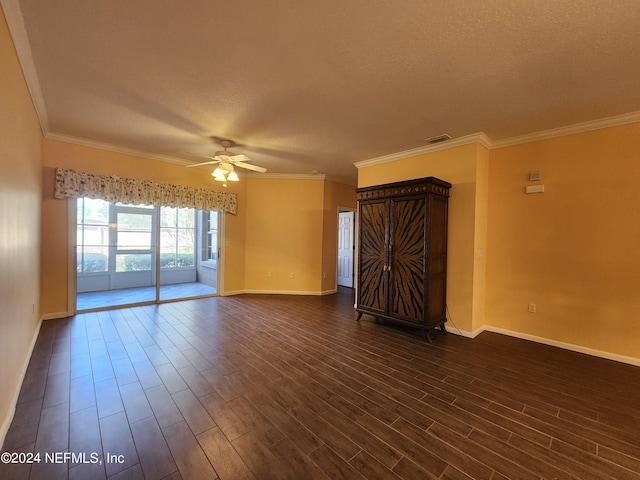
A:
54 168 237 214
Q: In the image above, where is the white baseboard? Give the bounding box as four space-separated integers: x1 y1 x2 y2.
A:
237 289 327 296
484 326 640 367
41 311 71 320
446 325 485 338
221 289 326 296
220 290 245 297
1 317 43 450
320 288 338 296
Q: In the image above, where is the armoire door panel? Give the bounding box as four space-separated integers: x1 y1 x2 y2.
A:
389 197 426 322
357 200 388 315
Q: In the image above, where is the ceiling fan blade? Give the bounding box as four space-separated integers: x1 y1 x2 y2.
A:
228 154 251 162
233 161 267 173
185 159 220 168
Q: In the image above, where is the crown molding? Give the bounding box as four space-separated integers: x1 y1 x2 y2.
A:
491 111 640 148
354 132 492 169
46 132 189 165
245 172 326 181
354 111 640 169
1 0 49 135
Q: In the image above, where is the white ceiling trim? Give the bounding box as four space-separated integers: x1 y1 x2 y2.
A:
246 173 327 181
354 132 493 170
355 111 640 169
1 0 49 135
491 111 640 149
46 132 189 166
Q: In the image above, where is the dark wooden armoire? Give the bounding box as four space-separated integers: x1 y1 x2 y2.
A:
355 177 451 339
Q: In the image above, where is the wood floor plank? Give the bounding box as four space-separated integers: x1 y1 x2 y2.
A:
154 362 189 394
230 432 292 480
34 402 69 454
69 405 102 457
356 413 448 478
130 416 178 479
171 388 216 436
68 460 107 480
307 444 367 480
268 437 329 480
427 422 541 480
2 398 42 450
119 381 154 424
111 357 140 387
288 403 361 461
99 411 140 477
391 456 440 480
321 406 402 469
177 364 215 398
162 421 217 480
0 443 34 480
349 449 403 480
199 391 250 441
42 371 70 409
197 427 256 480
131 359 163 390
228 395 285 446
144 384 184 429
94 376 124 419
391 417 493 480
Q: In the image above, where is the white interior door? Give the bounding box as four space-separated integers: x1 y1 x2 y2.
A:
337 211 355 287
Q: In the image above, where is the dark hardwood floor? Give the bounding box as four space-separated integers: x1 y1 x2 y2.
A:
2 289 640 479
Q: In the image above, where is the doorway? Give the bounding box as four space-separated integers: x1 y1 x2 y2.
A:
75 198 220 311
337 210 355 288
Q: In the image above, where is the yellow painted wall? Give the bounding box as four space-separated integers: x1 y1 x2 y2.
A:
322 180 357 293
486 123 640 360
0 6 43 442
357 143 484 334
40 139 247 314
243 177 326 293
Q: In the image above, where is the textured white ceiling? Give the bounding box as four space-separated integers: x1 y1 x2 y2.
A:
8 0 640 184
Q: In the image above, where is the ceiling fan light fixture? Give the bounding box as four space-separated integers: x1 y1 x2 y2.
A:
187 138 266 181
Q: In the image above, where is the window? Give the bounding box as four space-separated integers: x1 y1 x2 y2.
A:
76 198 110 273
160 207 196 268
202 211 219 266
114 205 155 272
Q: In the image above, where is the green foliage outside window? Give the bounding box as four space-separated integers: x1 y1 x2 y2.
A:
117 253 195 271
77 252 108 272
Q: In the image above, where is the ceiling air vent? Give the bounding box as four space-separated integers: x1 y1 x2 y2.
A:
425 134 451 145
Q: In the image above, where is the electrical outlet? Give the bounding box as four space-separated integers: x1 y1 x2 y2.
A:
528 303 537 313
323 272 328 279
267 271 272 278
290 272 295 278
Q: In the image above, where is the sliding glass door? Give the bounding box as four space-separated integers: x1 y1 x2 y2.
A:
113 203 156 290
159 206 197 301
76 198 219 311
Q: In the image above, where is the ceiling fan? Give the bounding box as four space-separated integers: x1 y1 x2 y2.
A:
186 139 267 186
